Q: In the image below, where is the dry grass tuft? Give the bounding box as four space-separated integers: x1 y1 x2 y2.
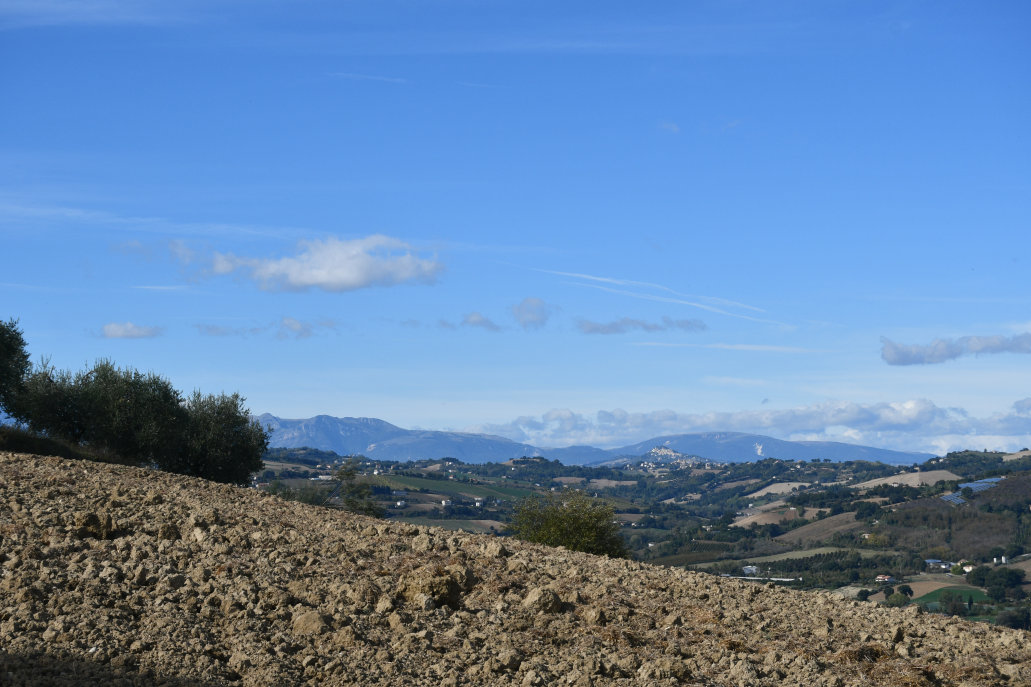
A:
836 643 889 663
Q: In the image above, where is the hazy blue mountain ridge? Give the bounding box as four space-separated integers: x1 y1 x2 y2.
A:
257 414 935 465
600 431 932 465
256 413 540 463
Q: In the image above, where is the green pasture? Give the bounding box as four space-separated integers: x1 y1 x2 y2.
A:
913 585 988 605
373 474 534 500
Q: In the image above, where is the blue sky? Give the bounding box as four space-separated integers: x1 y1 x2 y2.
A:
3 1 1029 455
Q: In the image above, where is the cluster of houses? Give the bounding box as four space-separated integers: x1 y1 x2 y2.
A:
388 489 489 510
922 558 1007 573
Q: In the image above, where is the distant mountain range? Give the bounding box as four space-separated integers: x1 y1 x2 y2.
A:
256 414 540 464
256 413 935 465
593 432 933 466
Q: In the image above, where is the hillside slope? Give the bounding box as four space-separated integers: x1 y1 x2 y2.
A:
1 453 1028 686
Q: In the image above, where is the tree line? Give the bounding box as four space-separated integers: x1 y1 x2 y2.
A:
0 318 267 485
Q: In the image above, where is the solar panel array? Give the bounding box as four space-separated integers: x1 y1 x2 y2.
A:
958 477 1004 493
940 476 1004 505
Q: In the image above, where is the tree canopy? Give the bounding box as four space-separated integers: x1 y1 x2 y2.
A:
334 458 384 517
1 320 268 486
164 390 268 485
509 490 628 558
0 318 30 417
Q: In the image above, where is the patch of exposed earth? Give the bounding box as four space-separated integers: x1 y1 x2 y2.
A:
852 470 962 489
744 482 810 499
1 453 1029 686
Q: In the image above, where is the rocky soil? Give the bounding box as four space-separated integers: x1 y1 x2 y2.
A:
1 452 1029 686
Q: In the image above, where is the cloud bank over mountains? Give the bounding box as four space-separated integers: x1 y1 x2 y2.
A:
881 333 1031 365
475 398 1031 456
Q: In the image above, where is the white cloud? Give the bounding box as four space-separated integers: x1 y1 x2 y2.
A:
462 312 501 332
577 316 705 335
659 121 680 134
101 322 162 339
510 297 552 330
474 398 1031 454
881 333 1031 365
213 235 444 293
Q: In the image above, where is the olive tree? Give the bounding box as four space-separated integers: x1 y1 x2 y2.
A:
15 359 185 467
10 347 268 485
0 318 30 417
161 391 268 486
509 490 628 558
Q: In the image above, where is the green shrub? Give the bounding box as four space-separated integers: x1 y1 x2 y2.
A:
509 490 628 558
884 592 910 607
